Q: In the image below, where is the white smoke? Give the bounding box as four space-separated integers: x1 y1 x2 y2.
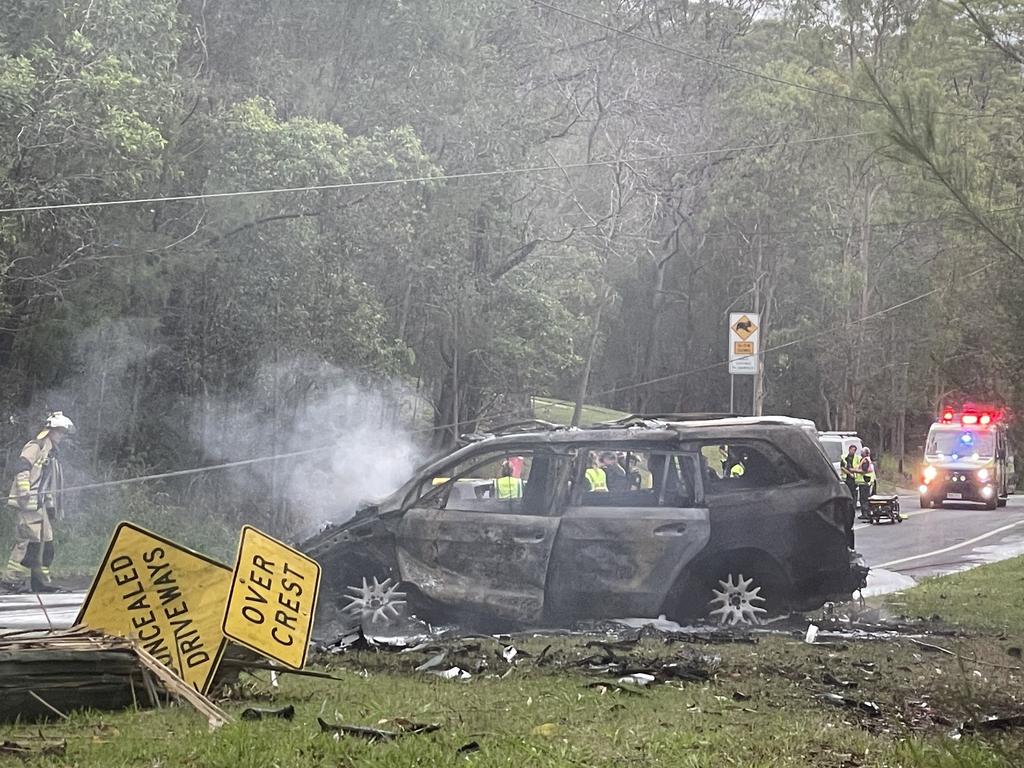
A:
194 359 426 536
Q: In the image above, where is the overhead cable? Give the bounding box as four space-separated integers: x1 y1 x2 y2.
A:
0 131 874 215
8 261 994 502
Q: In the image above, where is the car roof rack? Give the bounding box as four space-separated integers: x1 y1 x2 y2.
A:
592 412 743 427
459 419 566 443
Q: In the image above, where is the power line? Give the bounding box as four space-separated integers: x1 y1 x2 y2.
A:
0 131 874 215
7 262 991 502
532 1 998 121
698 205 1021 241
589 260 996 399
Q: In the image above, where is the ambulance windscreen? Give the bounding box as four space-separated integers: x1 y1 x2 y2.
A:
926 429 995 459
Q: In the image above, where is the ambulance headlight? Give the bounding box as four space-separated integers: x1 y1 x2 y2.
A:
977 468 990 483
923 466 937 483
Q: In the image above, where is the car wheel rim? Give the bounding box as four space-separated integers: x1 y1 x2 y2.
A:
343 576 407 624
708 573 768 626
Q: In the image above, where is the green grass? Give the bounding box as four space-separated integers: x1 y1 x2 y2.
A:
531 396 629 426
5 513 1024 766
876 454 917 493
3 631 1022 767
884 554 1024 632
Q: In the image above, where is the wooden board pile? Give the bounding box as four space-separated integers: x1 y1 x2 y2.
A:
0 628 229 727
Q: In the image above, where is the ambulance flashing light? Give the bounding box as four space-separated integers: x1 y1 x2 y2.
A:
939 407 1001 428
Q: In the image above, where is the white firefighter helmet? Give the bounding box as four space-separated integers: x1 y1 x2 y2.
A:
45 411 76 434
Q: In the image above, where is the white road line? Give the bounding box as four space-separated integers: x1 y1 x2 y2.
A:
876 519 1024 569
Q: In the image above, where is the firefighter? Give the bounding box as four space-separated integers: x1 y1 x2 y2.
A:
3 412 74 592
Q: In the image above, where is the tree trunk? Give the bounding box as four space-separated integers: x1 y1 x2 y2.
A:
572 294 607 427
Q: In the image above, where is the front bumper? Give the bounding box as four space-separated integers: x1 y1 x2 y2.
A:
922 478 994 504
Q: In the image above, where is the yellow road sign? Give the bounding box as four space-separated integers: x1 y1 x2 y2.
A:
76 522 231 693
731 315 758 341
733 341 754 355
221 526 321 669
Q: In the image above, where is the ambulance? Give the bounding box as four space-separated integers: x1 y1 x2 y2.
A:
918 406 1012 510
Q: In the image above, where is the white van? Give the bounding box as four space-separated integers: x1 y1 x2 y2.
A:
818 432 863 477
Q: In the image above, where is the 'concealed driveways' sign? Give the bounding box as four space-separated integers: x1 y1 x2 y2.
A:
221 525 321 669
76 522 232 693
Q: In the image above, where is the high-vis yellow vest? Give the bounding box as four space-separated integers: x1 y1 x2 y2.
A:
495 476 523 499
585 467 608 492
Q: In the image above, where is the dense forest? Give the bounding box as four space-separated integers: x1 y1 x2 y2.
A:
2 0 1023 545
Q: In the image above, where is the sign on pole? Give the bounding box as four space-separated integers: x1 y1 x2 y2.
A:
221 526 321 670
728 312 760 375
77 522 232 693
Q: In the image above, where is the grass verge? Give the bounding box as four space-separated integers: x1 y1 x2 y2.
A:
2 625 1022 767
5 548 1024 766
531 396 628 426
883 553 1024 633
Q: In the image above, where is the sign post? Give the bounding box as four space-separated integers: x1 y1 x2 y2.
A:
76 522 232 693
728 312 761 414
221 526 321 670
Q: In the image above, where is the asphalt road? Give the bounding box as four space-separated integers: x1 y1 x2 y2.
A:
856 491 1024 594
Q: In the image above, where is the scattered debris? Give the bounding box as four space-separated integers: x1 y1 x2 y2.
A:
317 716 440 741
583 681 646 696
822 672 857 689
962 714 1024 733
0 739 66 758
909 638 1023 671
617 673 655 686
817 692 881 717
457 740 481 755
431 666 472 680
577 645 720 685
0 627 228 727
132 642 230 729
804 624 819 644
414 652 448 672
240 705 296 721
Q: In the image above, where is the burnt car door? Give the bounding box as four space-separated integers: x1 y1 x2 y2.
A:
395 447 569 624
544 448 711 620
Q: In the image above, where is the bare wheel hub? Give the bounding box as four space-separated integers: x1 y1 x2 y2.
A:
708 573 767 626
343 576 407 624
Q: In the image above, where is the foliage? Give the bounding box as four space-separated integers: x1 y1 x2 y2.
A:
1 0 1023 533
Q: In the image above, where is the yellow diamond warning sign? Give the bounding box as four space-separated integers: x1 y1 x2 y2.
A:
76 522 231 693
728 311 761 375
222 526 321 669
731 314 758 341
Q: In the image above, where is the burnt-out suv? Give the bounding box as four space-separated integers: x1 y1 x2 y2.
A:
303 416 867 632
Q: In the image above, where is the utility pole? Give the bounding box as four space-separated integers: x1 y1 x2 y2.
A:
572 290 609 427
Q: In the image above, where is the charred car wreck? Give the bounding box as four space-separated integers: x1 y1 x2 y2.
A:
303 417 868 634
